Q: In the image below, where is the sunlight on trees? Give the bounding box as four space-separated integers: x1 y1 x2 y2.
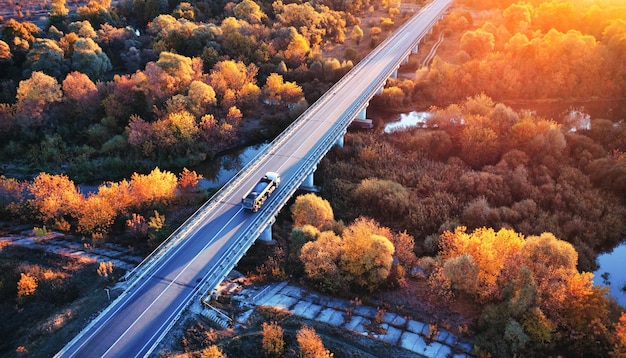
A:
340 218 395 292
129 168 178 207
297 325 333 358
300 230 344 293
200 345 226 358
263 73 304 106
439 226 525 300
17 273 38 301
291 193 334 229
16 71 62 127
97 261 114 278
28 173 82 225
261 321 284 358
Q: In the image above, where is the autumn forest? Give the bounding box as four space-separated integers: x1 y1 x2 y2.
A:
1 0 626 356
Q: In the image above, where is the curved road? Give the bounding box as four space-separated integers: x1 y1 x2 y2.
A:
56 0 451 356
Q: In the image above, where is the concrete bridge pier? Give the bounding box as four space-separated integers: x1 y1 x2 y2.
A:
357 104 368 120
335 130 346 147
412 44 419 54
391 69 398 79
402 56 409 64
299 165 319 192
258 217 276 243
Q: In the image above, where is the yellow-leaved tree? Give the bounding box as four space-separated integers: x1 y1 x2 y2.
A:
291 193 334 229
439 226 525 301
340 218 394 292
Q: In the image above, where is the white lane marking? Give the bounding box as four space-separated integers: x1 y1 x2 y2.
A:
102 207 244 357
64 204 242 357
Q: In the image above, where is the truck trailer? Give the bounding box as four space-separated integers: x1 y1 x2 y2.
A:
241 172 281 212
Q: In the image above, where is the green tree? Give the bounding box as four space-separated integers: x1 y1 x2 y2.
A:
24 39 67 78
71 38 112 79
354 178 410 220
188 80 216 116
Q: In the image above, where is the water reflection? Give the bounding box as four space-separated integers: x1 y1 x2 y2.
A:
593 242 626 307
383 112 431 133
193 143 268 188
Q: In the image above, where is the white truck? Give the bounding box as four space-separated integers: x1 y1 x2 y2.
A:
241 172 281 212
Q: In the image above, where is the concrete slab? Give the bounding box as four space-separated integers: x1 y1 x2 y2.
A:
452 353 472 358
406 319 426 335
353 305 377 318
379 326 402 345
292 300 313 316
275 295 299 310
236 309 254 325
421 323 432 337
434 344 452 358
382 312 398 325
328 298 346 309
344 315 364 331
354 319 371 336
399 331 426 353
327 309 345 326
317 308 339 324
411 331 429 353
457 339 474 354
299 303 323 320
423 341 445 357
281 285 305 297
391 315 407 327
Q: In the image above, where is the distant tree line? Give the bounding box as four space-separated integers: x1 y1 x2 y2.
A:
0 0 406 182
373 0 626 108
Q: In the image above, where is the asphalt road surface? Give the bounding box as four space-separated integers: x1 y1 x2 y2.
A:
56 0 451 356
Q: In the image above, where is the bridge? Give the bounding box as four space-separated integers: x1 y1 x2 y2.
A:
56 0 452 356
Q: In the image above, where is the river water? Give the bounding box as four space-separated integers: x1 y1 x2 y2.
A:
593 243 626 307
192 142 269 189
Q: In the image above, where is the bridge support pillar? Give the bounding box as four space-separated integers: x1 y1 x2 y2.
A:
377 86 384 95
391 69 398 79
335 133 345 147
357 104 368 120
258 217 276 243
300 165 319 192
402 56 409 64
412 44 419 54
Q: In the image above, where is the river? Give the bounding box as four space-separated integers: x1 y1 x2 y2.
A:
192 142 269 189
593 243 626 307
